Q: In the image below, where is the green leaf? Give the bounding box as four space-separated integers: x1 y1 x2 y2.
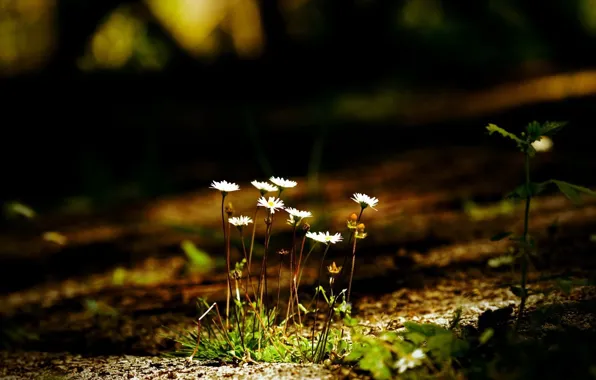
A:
526 121 543 141
488 255 515 268
344 316 358 327
181 240 215 274
491 231 513 241
449 307 463 330
539 121 568 137
550 180 596 205
358 345 393 380
404 322 449 337
556 278 573 295
509 286 528 298
112 267 127 286
479 328 494 345
427 334 454 361
486 124 522 145
404 331 427 345
506 182 547 199
346 344 366 362
451 337 470 357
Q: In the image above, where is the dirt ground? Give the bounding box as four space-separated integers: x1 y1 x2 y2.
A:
1 146 595 379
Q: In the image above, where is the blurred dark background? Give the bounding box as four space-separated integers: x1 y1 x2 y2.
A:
1 0 596 214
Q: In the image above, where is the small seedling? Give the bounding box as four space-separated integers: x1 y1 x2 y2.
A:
486 121 596 328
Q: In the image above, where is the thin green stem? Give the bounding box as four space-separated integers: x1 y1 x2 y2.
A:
347 236 358 303
297 243 319 288
340 208 364 287
276 254 284 315
248 205 259 269
285 225 298 328
239 231 256 298
314 289 344 363
221 194 230 329
516 148 532 330
257 210 274 327
311 243 331 355
293 232 309 326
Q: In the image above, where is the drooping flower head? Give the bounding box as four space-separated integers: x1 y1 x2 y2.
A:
306 231 343 245
251 180 278 195
210 180 239 195
257 196 285 214
351 193 379 211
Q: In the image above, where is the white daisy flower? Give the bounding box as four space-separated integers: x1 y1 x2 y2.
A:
285 207 312 226
257 196 285 214
251 180 278 193
228 215 253 226
306 231 343 245
210 180 239 193
351 193 379 210
269 176 297 189
531 136 553 152
395 349 425 374
285 207 312 219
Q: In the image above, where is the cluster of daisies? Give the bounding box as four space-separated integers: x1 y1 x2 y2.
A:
209 177 379 246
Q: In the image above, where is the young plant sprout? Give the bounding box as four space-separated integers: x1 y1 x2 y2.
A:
486 121 596 328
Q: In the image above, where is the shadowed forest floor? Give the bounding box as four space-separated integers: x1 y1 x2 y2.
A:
1 145 595 379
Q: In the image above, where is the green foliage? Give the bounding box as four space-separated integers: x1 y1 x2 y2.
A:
490 231 513 241
83 299 119 317
487 254 515 268
347 333 394 380
549 180 596 205
181 240 215 274
347 310 469 379
486 123 524 151
464 199 517 221
112 266 127 285
536 121 568 137
171 298 348 363
507 179 596 204
0 321 39 349
486 119 595 327
506 181 547 199
347 302 596 380
486 120 567 157
3 201 36 219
